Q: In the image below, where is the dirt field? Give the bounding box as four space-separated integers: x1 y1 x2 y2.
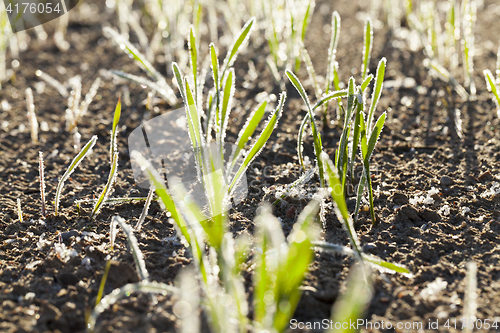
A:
1 0 500 332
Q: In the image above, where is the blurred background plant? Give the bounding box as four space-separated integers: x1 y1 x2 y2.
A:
367 0 485 101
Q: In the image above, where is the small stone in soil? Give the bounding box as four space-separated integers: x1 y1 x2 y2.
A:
57 273 79 286
440 175 454 186
478 170 492 182
61 230 80 244
390 192 409 205
362 243 377 252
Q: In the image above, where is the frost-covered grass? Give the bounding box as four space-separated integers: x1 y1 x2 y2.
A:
84 3 407 330
54 135 97 216
381 0 477 100
8 0 499 330
286 12 387 226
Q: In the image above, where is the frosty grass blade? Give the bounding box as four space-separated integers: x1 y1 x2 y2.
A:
91 152 119 219
228 92 286 195
110 215 149 281
286 69 324 187
55 135 97 215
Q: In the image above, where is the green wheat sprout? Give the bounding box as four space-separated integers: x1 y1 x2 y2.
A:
55 135 97 216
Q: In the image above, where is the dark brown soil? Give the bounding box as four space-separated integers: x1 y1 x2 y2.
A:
1 0 500 332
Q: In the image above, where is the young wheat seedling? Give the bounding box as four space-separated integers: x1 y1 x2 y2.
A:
135 186 154 231
63 76 101 132
26 88 38 144
103 26 177 105
110 98 121 164
110 216 149 281
91 99 121 219
35 70 69 98
87 282 177 332
39 151 46 217
327 264 372 333
0 7 11 90
462 0 477 99
90 153 118 219
55 135 97 216
361 18 373 82
462 261 478 333
325 11 341 120
484 69 500 119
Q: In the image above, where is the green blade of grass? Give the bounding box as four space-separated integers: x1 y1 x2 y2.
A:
363 112 386 169
55 135 97 216
326 11 341 95
273 200 320 331
333 64 343 117
299 40 321 98
327 264 372 333
297 89 347 170
172 62 187 103
130 153 207 284
221 17 255 77
360 74 373 93
295 0 315 72
361 112 386 225
103 27 177 105
445 0 457 69
110 70 177 105
185 77 204 146
424 58 468 100
95 260 112 306
210 43 221 140
349 101 363 177
362 253 410 274
130 151 190 246
135 186 154 231
361 18 373 81
297 113 310 170
313 241 410 274
484 69 500 119
110 98 121 165
337 77 357 182
367 58 386 132
272 166 317 206
188 26 198 104
91 152 119 219
219 68 235 148
312 89 348 110
87 281 177 332
354 113 367 221
286 70 324 187
169 177 224 251
253 205 283 325
228 92 286 195
111 215 149 281
103 27 162 82
339 126 350 190
233 100 268 160
321 152 363 260
462 0 476 98
184 78 207 180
